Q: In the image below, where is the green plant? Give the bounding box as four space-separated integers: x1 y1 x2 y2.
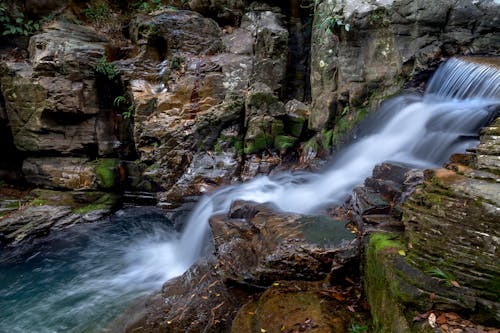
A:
0 3 40 36
133 0 165 13
427 267 457 287
317 14 350 34
349 323 368 333
123 105 134 119
95 56 117 80
83 1 111 25
113 95 134 119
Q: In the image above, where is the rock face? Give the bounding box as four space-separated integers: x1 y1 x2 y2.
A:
309 0 500 145
123 6 295 205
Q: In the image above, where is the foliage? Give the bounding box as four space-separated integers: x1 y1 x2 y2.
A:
317 14 350 34
0 3 40 36
133 0 166 13
95 56 117 80
113 95 135 119
83 0 111 26
349 322 368 333
426 267 459 288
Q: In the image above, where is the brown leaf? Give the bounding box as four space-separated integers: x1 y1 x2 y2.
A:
347 305 355 312
445 313 460 320
437 314 447 325
332 292 345 302
450 280 461 288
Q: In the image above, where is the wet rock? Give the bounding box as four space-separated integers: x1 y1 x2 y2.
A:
124 256 251 333
241 9 288 93
210 201 358 286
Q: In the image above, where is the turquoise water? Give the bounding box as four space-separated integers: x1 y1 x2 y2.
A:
0 208 180 333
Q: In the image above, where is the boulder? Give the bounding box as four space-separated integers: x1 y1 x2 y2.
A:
210 201 358 285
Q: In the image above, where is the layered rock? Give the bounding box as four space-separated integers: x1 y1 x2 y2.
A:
358 117 500 331
309 0 500 145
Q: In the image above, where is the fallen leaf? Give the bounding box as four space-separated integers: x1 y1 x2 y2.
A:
398 249 406 256
167 321 172 325
272 282 280 287
437 314 447 325
428 313 437 328
201 295 208 300
247 311 255 316
345 277 355 284
347 305 355 312
260 328 267 333
450 280 461 288
332 292 345 301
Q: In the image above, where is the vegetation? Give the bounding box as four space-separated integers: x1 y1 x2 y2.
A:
83 0 111 26
0 3 39 36
113 95 135 119
95 56 117 80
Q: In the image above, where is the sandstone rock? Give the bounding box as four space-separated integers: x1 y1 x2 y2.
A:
210 201 358 286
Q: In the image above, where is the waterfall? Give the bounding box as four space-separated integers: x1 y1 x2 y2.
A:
177 57 500 264
0 58 498 333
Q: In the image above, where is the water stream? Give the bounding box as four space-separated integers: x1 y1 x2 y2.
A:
0 58 498 332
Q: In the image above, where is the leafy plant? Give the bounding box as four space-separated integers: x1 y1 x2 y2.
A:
349 323 368 333
133 0 165 13
113 95 134 119
317 14 350 34
0 3 40 36
83 1 111 26
95 56 117 80
427 267 460 288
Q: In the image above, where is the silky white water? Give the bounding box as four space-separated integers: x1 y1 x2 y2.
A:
0 58 498 332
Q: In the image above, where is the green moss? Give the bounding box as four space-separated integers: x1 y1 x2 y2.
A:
274 135 297 150
320 128 333 150
365 233 410 333
29 199 47 206
95 158 118 189
244 134 273 154
73 193 118 214
284 116 305 138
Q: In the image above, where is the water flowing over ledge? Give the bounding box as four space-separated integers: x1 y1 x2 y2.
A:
0 58 499 333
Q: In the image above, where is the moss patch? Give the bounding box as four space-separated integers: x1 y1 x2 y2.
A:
95 158 119 189
365 233 411 333
273 135 297 150
73 193 119 214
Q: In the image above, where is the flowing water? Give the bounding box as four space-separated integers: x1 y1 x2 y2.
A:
0 58 499 332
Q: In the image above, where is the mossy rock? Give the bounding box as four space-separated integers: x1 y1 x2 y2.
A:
95 158 119 189
72 192 120 214
273 135 297 150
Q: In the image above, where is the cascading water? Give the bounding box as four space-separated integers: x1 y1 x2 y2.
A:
0 58 498 332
